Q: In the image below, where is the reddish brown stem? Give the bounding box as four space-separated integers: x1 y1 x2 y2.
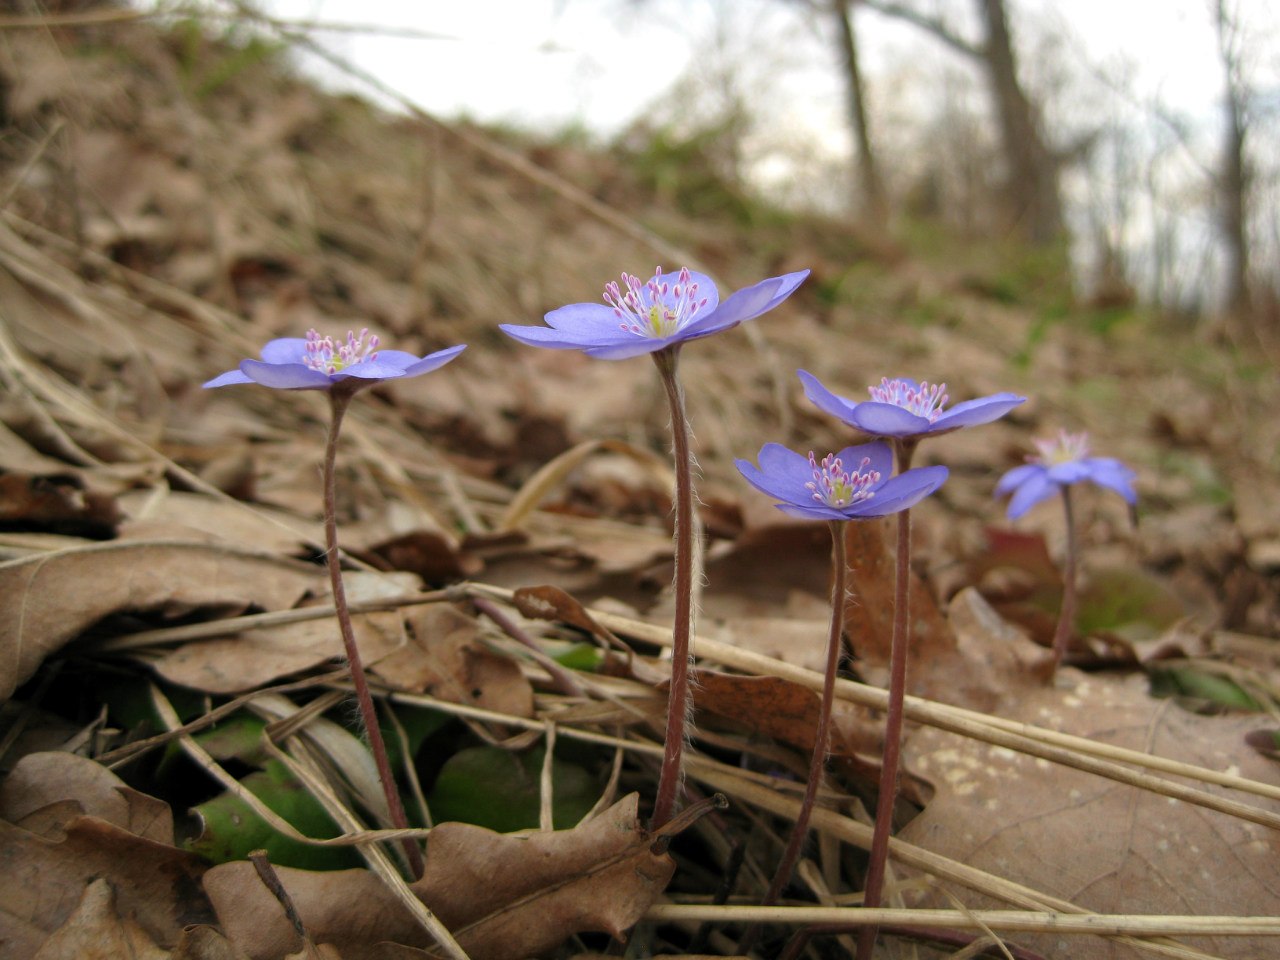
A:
761 521 847 905
737 521 849 955
650 346 696 831
324 387 423 879
856 437 917 960
1049 485 1078 676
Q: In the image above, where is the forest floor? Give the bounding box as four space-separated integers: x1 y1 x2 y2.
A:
1 9 1278 960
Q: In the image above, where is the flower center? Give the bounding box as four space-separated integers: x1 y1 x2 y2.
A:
806 452 880 508
868 378 949 421
1033 430 1090 465
605 267 709 339
303 328 380 374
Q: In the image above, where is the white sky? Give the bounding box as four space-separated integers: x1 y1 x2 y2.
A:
191 0 1277 304
251 0 1272 138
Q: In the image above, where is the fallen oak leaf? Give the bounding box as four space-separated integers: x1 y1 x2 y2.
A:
0 815 211 959
0 751 173 844
29 878 167 960
372 603 534 718
205 794 679 960
688 669 878 760
899 670 1280 960
0 539 321 698
154 571 415 695
511 583 663 683
411 792 712 958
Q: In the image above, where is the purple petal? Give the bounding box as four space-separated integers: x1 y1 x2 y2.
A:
849 402 933 437
1082 457 1137 503
364 349 420 370
735 447 811 504
933 393 1026 431
797 370 859 422
499 323 608 350
852 465 949 517
203 369 254 388
239 359 334 390
775 502 849 521
582 337 676 360
401 344 467 377
834 441 893 482
259 338 309 364
543 302 619 336
995 463 1041 497
745 444 816 500
678 269 808 338
1046 460 1094 485
659 269 720 315
1006 471 1059 520
331 361 407 380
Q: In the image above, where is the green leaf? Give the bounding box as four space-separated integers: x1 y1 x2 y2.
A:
187 759 357 870
428 745 598 833
382 702 452 770
194 714 271 766
1077 567 1185 639
548 641 603 672
1151 667 1263 713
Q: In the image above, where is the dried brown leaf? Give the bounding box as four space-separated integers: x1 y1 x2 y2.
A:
900 671 1280 959
154 571 414 694
0 540 320 698
204 795 672 960
411 793 673 958
171 926 253 960
116 490 319 555
0 816 210 959
31 878 169 960
840 519 956 693
0 471 120 538
373 604 534 717
0 751 172 844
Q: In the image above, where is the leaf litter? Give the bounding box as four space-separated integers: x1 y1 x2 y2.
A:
0 7 1277 960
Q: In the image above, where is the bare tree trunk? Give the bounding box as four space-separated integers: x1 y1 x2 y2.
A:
1214 0 1252 322
832 0 887 228
862 0 1066 245
976 0 1063 244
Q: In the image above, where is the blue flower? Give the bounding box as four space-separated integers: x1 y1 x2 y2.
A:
500 266 809 360
995 430 1136 519
798 370 1025 439
203 329 466 391
736 441 948 521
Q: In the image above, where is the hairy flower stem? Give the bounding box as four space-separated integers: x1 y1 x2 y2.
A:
856 438 918 960
650 347 698 831
763 521 848 903
1050 486 1078 676
324 388 423 879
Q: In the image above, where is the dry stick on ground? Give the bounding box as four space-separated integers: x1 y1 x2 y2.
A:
395 691 1244 960
643 905 1280 940
101 580 1280 814
464 583 1280 812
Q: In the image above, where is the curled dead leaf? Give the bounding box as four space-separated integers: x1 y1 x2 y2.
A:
0 751 173 844
204 794 673 960
0 540 321 699
0 816 210 959
373 604 534 718
154 571 415 695
901 672 1280 960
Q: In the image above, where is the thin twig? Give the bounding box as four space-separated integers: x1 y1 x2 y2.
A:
647 904 1280 937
